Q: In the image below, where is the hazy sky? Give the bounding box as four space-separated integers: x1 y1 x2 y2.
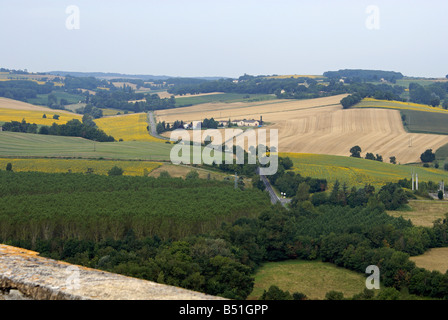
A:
1 0 447 78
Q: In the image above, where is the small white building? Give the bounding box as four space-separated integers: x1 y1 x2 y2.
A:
231 119 260 127
243 120 260 127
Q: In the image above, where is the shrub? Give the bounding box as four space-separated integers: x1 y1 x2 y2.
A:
107 166 124 176
325 291 344 300
420 149 435 163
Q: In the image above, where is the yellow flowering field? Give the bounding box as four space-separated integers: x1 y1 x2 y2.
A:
357 98 448 114
280 152 448 190
0 158 162 176
95 113 165 142
0 108 82 125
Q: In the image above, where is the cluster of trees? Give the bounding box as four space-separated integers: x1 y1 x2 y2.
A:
1 119 39 133
2 118 114 142
156 120 183 134
0 80 53 101
349 146 389 163
167 75 339 98
201 118 219 129
156 117 221 134
409 82 448 108
63 76 111 91
341 94 362 109
75 103 103 119
89 88 175 112
323 69 404 83
365 152 383 162
420 149 436 163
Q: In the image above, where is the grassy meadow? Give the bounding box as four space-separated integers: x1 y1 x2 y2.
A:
387 200 448 227
410 248 448 273
0 131 173 160
248 260 366 300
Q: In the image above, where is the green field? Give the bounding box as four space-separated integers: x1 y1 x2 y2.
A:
281 153 448 190
248 260 366 300
435 143 448 162
395 78 440 88
0 131 228 164
0 131 173 160
400 109 448 135
26 91 85 106
174 93 276 107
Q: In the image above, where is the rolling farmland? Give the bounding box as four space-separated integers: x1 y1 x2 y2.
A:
0 97 81 125
0 158 162 176
0 132 173 160
156 95 448 164
95 113 166 143
281 152 448 189
356 98 448 135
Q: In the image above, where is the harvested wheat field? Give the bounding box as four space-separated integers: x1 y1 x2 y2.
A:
155 95 344 124
156 95 448 164
0 97 75 114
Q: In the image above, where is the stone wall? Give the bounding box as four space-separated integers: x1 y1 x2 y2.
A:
0 244 224 300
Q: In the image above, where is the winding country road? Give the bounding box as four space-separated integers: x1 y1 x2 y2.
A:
147 111 170 140
257 167 291 208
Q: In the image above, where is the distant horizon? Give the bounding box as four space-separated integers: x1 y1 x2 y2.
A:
1 1 447 79
2 67 446 80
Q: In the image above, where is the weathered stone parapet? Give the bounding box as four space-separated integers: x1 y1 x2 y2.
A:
0 244 225 300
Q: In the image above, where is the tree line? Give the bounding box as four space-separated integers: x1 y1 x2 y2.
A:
1 118 115 142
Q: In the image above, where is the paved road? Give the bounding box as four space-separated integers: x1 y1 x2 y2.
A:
147 111 170 140
257 167 291 208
